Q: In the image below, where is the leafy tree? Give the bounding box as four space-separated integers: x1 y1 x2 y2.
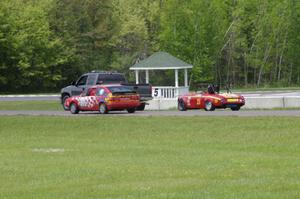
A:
1 0 300 92
109 0 161 82
49 0 114 85
0 0 65 92
159 0 228 88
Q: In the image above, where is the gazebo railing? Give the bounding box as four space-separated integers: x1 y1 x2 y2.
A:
152 86 189 99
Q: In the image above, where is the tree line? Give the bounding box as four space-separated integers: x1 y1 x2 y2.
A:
1 0 299 92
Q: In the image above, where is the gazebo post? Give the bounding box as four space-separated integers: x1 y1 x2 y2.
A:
145 70 149 83
184 68 188 87
135 70 139 84
175 69 179 97
175 69 179 87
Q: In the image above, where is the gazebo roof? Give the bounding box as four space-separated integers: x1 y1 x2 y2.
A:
130 52 193 70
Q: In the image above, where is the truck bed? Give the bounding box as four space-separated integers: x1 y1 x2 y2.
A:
121 83 153 101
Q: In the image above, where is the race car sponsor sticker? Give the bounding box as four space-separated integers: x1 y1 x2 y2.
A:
228 99 238 102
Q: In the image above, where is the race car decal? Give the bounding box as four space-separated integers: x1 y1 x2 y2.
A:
78 96 98 108
78 98 88 107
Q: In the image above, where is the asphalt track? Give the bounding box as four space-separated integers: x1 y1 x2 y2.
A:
0 110 300 117
1 92 300 116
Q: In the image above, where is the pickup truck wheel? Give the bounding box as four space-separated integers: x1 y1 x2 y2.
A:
70 103 79 114
99 103 108 114
178 100 187 111
204 101 215 111
127 108 136 113
62 95 70 110
136 103 145 111
231 106 240 111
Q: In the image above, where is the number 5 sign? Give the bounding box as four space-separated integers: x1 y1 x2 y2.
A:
152 88 160 98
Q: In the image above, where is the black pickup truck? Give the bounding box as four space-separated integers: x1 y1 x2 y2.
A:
60 71 153 111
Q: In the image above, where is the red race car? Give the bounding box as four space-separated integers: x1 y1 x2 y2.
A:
178 85 245 111
64 85 140 114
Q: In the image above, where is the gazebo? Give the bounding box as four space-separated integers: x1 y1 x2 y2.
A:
130 52 193 98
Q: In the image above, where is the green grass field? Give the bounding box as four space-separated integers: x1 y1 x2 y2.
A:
0 100 61 110
1 116 300 198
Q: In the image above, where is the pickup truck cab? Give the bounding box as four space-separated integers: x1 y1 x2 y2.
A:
61 71 152 111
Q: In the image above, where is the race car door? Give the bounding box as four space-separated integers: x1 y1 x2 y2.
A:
188 95 202 108
77 88 99 111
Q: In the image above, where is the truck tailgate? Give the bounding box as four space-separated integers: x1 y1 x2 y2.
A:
122 83 153 101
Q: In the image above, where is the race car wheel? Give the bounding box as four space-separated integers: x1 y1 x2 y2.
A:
204 101 215 111
231 106 240 111
99 103 108 114
62 94 70 111
70 103 79 114
127 108 136 113
178 100 187 111
136 103 145 111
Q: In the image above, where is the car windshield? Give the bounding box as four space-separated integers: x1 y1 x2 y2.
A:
107 86 133 93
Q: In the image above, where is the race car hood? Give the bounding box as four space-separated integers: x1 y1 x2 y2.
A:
218 93 242 99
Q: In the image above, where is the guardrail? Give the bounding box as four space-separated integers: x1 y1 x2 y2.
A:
244 96 300 109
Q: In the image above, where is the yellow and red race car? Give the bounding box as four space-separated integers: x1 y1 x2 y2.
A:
178 85 245 111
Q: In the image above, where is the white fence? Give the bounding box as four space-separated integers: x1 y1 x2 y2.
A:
152 86 189 99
